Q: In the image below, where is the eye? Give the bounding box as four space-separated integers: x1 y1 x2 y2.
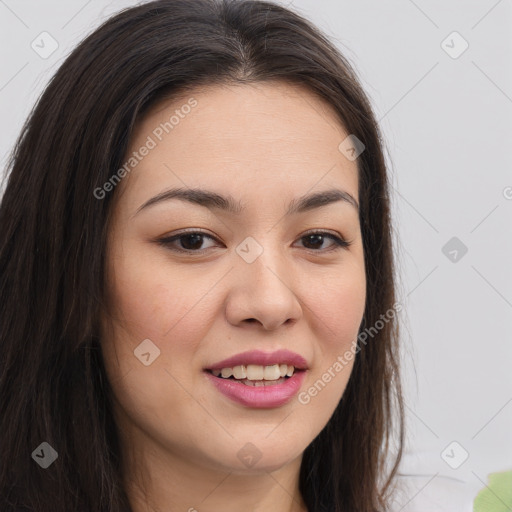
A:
295 230 352 252
157 229 220 254
156 229 352 255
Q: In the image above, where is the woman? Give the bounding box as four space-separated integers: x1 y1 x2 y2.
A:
0 1 404 511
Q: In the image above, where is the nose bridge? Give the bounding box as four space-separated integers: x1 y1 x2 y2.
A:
236 234 289 289
226 234 302 329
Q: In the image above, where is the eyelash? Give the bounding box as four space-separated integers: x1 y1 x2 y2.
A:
156 229 352 255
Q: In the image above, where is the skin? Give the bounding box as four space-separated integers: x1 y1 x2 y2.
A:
100 81 366 512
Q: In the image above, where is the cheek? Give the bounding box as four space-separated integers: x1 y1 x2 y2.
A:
307 262 366 354
100 247 229 416
99 256 219 450
106 244 217 349
296 260 365 414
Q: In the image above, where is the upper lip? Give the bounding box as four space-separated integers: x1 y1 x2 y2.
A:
205 349 308 371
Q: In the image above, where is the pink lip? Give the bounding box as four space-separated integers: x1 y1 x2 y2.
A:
204 369 307 408
205 349 308 371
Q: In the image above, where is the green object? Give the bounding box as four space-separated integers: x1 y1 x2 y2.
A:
473 470 512 512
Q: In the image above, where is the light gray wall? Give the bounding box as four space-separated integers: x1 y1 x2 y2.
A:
1 1 510 509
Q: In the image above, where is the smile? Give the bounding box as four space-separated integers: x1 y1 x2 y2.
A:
204 368 307 408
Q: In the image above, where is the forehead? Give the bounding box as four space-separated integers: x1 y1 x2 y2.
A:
138 80 351 156
118 81 359 211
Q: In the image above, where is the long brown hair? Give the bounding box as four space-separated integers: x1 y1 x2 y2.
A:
0 1 404 510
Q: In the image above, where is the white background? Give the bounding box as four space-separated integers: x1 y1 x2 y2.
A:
1 1 511 510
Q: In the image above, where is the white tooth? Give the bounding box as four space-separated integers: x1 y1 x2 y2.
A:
264 364 281 380
286 365 295 377
233 365 247 379
279 364 288 378
212 369 221 377
221 367 233 378
238 377 288 386
246 364 264 380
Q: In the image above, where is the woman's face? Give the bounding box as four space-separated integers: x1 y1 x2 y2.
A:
101 81 366 477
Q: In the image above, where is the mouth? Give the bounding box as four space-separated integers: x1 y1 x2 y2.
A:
203 365 307 408
203 349 309 406
204 364 306 387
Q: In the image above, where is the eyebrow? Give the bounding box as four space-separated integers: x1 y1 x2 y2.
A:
134 186 359 217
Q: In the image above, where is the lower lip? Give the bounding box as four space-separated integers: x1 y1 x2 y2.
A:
204 370 307 408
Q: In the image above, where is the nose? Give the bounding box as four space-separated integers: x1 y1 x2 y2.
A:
225 244 303 331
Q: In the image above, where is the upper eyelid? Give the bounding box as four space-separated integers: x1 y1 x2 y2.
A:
159 229 350 249
163 228 345 240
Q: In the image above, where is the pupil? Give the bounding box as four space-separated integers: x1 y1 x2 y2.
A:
304 234 323 249
181 234 203 250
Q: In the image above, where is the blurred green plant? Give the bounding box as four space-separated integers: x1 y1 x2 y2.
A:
473 470 512 512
